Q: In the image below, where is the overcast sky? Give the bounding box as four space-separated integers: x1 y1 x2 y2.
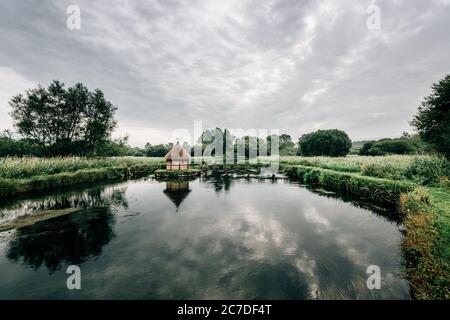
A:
1 0 449 146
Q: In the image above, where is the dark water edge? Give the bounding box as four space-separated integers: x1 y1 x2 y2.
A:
0 177 410 299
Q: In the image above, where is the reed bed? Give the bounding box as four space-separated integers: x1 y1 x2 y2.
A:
0 157 164 180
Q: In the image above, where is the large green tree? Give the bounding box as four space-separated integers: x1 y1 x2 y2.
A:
9 80 117 156
411 74 450 159
298 129 352 157
266 134 296 156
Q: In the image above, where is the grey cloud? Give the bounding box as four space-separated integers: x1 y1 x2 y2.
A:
0 0 449 146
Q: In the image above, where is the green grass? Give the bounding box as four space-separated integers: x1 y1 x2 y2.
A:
0 157 165 196
428 188 450 264
0 156 164 179
282 155 449 299
400 187 450 299
280 155 449 186
283 164 415 206
280 155 415 173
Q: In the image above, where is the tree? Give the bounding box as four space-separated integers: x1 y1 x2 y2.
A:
9 80 117 156
279 134 296 156
359 138 415 156
298 129 352 157
411 74 450 159
266 134 296 156
234 136 260 159
197 128 235 158
359 141 375 156
97 135 131 157
145 144 171 157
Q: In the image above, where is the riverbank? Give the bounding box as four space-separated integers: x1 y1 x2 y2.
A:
281 157 449 300
400 187 450 299
0 157 164 197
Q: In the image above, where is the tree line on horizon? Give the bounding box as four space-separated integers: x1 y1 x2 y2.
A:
1 75 449 159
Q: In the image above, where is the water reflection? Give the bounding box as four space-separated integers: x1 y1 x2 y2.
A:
1 185 129 273
202 175 234 193
0 177 409 299
6 207 116 273
0 184 128 224
163 181 191 211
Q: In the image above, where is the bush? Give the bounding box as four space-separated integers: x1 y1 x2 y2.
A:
285 165 414 205
304 169 321 185
360 138 416 156
361 163 405 180
404 155 450 186
0 136 45 157
298 129 352 157
145 144 171 157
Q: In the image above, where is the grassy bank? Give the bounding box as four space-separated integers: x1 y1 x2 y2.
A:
281 155 449 186
0 157 164 197
282 156 449 299
400 187 450 299
283 165 415 206
0 157 164 179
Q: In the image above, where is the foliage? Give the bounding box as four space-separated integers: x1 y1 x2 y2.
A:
281 155 449 186
360 136 418 156
298 129 352 157
0 157 164 180
0 134 44 157
9 80 117 156
361 163 404 180
400 187 450 299
411 74 450 160
284 164 414 205
97 136 132 157
267 134 297 156
404 155 450 187
0 164 162 197
144 143 173 157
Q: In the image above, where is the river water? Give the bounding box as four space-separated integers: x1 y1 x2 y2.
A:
0 177 410 299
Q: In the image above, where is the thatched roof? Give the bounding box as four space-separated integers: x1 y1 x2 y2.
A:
164 142 191 160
